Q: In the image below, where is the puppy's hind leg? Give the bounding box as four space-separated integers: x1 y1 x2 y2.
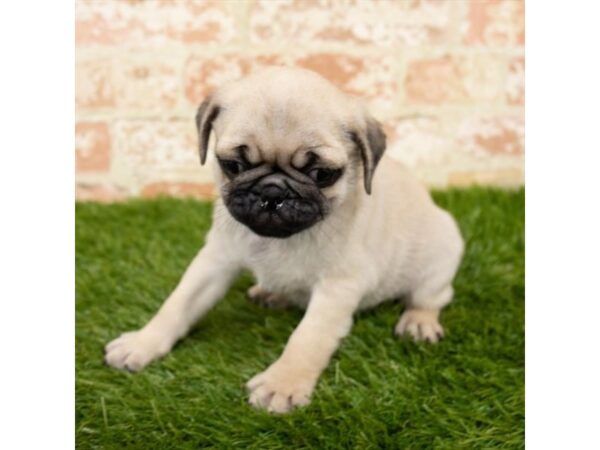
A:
395 286 453 344
396 210 463 343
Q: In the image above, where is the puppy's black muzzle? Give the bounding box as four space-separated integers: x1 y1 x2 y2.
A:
258 183 288 212
225 173 323 238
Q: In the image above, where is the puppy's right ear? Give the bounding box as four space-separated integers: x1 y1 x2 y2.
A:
195 97 221 165
349 117 386 195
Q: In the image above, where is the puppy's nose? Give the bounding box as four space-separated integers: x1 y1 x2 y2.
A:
259 184 287 211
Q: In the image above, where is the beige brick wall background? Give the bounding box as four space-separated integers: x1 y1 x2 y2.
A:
75 0 524 201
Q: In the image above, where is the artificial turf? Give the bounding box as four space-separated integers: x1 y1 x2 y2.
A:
76 187 524 449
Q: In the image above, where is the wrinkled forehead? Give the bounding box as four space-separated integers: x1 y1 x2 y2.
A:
214 101 349 167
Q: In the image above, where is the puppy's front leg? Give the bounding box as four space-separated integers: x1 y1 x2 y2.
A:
105 234 240 371
247 280 362 413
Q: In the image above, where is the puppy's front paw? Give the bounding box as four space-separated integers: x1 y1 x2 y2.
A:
104 330 172 372
246 361 316 414
395 309 444 343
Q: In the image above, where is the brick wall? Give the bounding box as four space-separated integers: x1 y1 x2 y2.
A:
75 0 524 201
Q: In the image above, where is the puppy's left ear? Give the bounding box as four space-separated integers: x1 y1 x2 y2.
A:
351 118 386 195
195 97 221 165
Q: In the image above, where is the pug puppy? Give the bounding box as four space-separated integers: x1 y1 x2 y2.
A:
104 67 464 413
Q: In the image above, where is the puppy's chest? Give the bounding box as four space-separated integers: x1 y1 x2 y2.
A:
243 240 326 295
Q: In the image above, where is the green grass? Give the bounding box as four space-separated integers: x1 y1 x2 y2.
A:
76 188 524 449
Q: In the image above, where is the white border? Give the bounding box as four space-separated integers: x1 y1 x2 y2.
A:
0 2 74 448
527 1 600 448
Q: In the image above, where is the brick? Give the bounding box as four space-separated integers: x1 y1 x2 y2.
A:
76 183 127 203
250 0 454 46
115 120 199 180
142 182 215 199
295 53 396 103
459 115 524 156
405 55 504 104
75 1 132 46
75 59 114 109
384 116 451 168
75 1 235 47
406 56 463 104
114 58 180 111
76 122 111 172
184 54 286 104
465 0 525 46
506 57 525 105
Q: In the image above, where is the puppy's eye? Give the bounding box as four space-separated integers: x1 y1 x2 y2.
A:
218 159 245 176
308 168 342 187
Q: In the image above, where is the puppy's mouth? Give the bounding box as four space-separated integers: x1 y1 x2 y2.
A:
225 190 323 238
